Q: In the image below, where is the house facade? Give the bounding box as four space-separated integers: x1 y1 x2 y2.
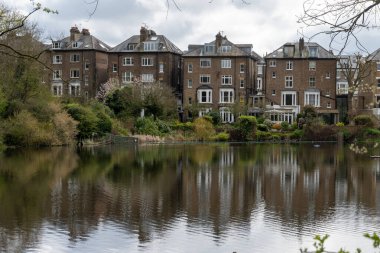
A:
182 33 258 122
49 27 111 100
108 27 183 103
264 38 338 124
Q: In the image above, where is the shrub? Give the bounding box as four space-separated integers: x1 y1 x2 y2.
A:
211 132 229 141
281 121 290 131
257 124 268 132
134 117 161 136
255 131 272 141
237 115 257 140
289 129 304 140
193 117 215 141
156 119 171 134
206 110 221 125
336 122 345 127
353 114 376 127
263 119 273 128
172 121 194 131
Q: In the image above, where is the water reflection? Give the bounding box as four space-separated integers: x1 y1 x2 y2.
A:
0 144 380 252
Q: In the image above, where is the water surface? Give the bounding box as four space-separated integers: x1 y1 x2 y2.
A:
0 143 380 252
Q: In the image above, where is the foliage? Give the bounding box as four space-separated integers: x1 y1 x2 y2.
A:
172 121 194 131
263 119 273 128
193 117 215 141
237 115 257 140
336 122 345 127
272 123 282 131
303 123 337 141
211 132 229 142
96 78 118 102
281 121 290 131
257 124 269 132
289 129 304 140
134 117 162 136
206 110 221 125
353 114 376 127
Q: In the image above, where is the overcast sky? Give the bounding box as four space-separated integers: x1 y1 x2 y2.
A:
7 0 380 56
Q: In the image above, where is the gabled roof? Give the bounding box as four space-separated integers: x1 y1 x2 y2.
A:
184 34 254 58
110 34 182 54
51 29 111 52
369 48 380 61
266 39 336 59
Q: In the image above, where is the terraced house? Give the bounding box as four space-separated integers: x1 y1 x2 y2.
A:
108 27 183 102
264 38 338 124
182 32 258 122
49 27 111 99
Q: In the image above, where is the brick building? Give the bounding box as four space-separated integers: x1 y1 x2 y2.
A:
182 32 258 122
264 38 338 124
49 27 111 100
108 27 182 102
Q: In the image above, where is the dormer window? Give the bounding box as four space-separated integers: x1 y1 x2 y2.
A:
52 42 61 49
72 42 79 48
221 45 232 53
308 47 318 57
204 45 214 53
144 42 158 51
284 46 294 57
127 44 136 50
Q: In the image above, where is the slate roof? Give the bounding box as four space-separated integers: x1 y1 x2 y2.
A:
110 34 182 54
369 48 380 61
184 37 255 58
52 32 111 52
266 41 336 59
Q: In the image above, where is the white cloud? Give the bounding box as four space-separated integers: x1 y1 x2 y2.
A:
5 0 380 54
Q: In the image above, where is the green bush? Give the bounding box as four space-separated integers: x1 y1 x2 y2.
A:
289 129 304 140
281 121 290 131
156 119 172 134
336 122 345 127
255 131 272 141
134 117 161 136
257 124 268 132
237 115 257 140
211 132 229 141
66 103 99 139
353 114 376 127
172 121 194 131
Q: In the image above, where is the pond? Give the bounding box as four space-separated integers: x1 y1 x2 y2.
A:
0 143 380 252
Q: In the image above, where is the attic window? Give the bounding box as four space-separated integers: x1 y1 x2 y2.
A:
205 45 214 53
72 42 79 48
52 42 61 49
150 36 158 41
221 45 232 53
308 47 318 57
127 44 136 50
284 46 294 57
144 42 158 51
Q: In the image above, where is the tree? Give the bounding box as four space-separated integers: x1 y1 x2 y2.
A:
298 0 380 54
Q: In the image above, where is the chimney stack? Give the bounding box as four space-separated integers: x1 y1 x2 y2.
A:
299 37 305 55
140 26 148 42
70 26 80 41
215 32 223 52
82 28 90 35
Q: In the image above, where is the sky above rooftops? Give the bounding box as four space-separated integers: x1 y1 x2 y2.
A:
8 0 380 56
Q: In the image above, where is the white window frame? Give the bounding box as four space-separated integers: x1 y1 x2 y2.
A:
240 79 245 89
141 57 153 66
122 72 133 83
240 63 246 73
53 55 62 64
52 83 63 96
123 57 134 66
197 89 212 103
285 76 293 88
69 82 80 96
272 72 276 78
200 75 210 84
84 61 90 70
141 74 154 83
377 62 380 71
326 72 331 79
188 79 193 88
257 78 262 90
327 102 331 108
221 45 232 53
70 69 80 79
309 61 316 71
84 75 89 86
286 61 293 70
269 60 276 67
281 91 297 106
52 42 61 49
304 91 320 107
143 42 158 51
70 54 80 62
221 75 232 85
188 63 193 73
219 88 234 104
377 77 380 87
220 107 234 123
53 70 62 80
112 64 117 72
72 42 79 48
200 58 211 68
204 45 214 53
159 63 164 73
309 47 318 57
221 59 231 68
257 65 263 75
